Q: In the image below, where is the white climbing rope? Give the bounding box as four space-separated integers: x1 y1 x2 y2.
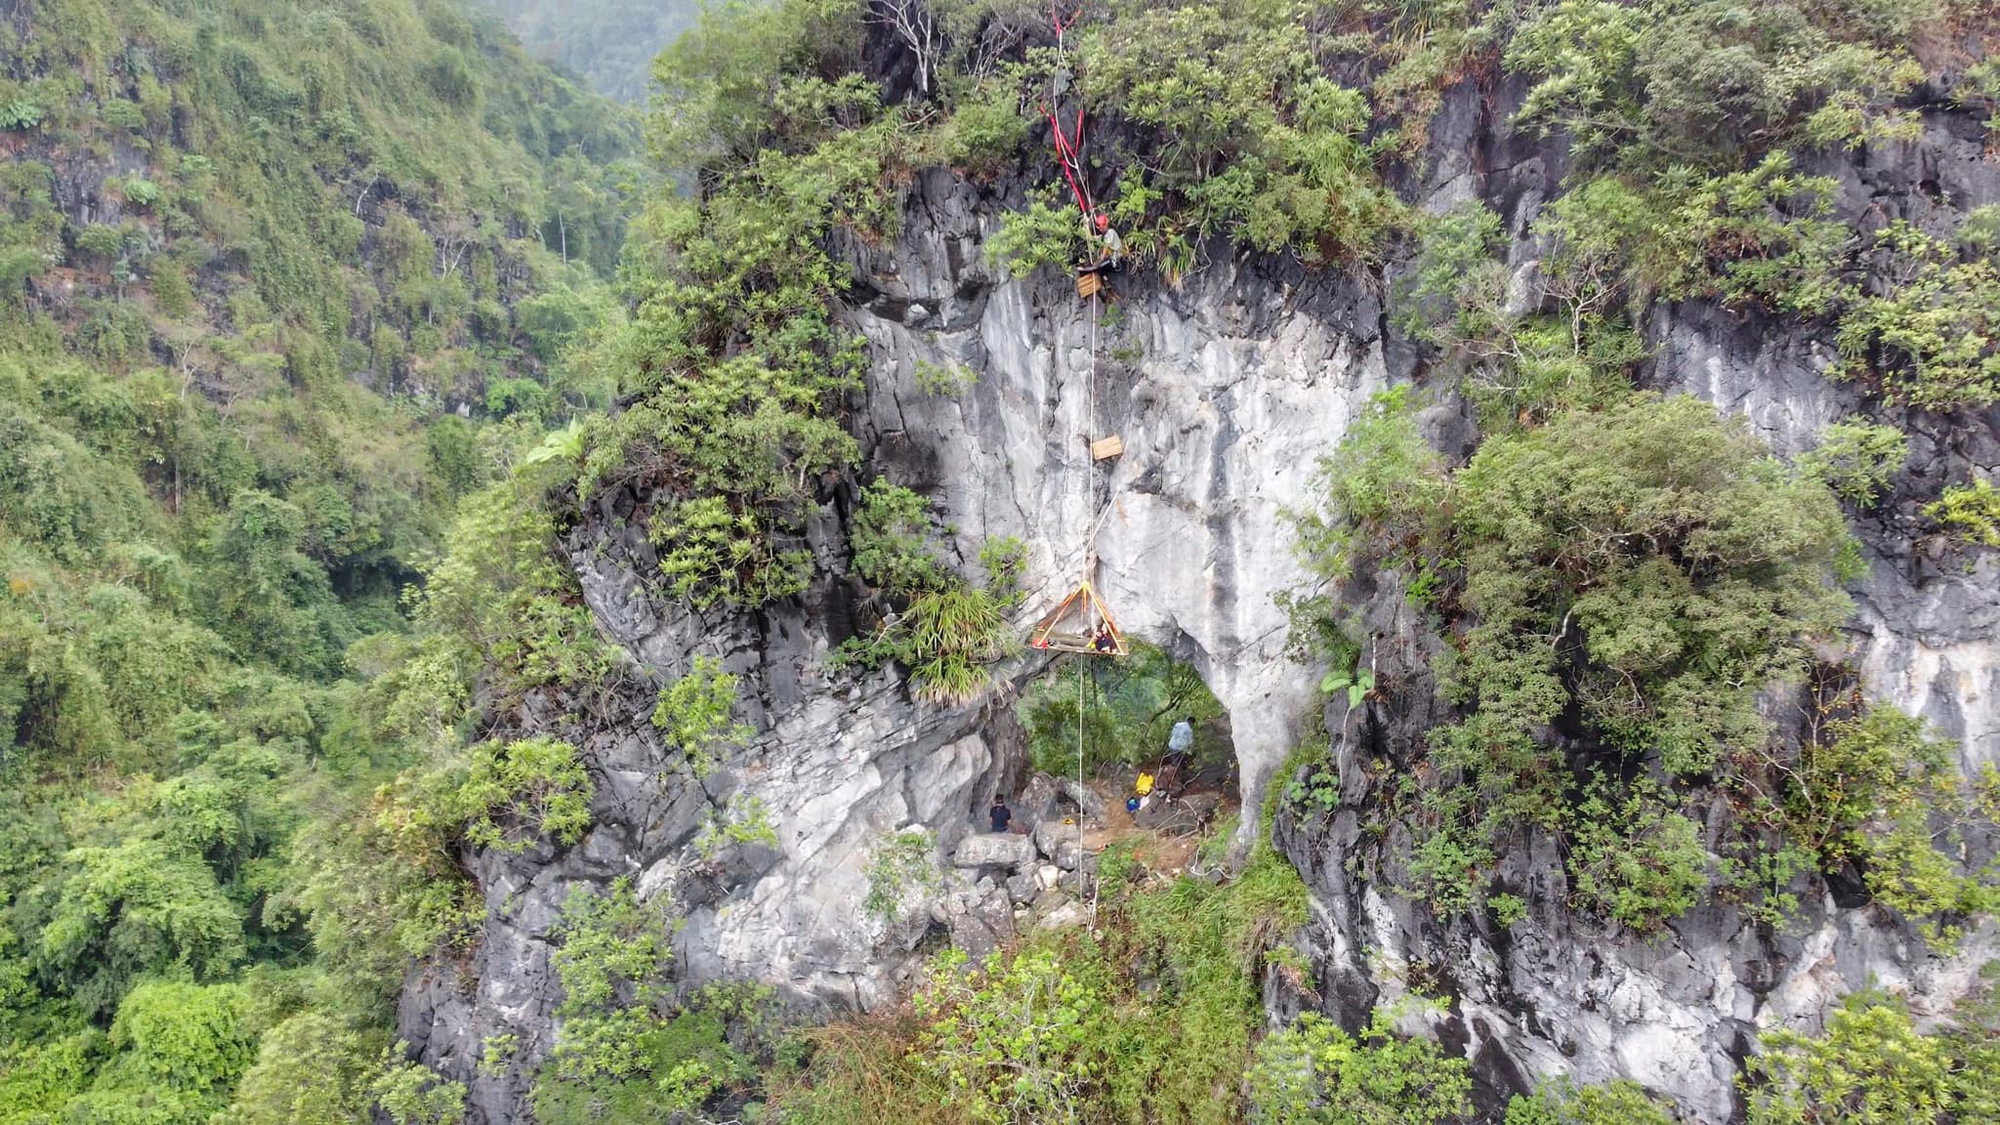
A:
1077 657 1086 899
1077 290 1099 902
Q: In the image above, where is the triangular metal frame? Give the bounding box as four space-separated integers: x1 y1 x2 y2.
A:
1029 579 1127 656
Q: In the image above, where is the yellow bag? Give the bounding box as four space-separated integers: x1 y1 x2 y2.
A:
1135 772 1154 796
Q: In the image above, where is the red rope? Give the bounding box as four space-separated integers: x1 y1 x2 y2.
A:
1042 0 1093 220
1042 102 1093 218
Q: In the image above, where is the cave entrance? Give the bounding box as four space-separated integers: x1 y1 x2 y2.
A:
1013 643 1239 868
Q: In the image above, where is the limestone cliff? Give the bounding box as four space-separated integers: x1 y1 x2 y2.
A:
398 72 1999 1125
1267 85 2000 1121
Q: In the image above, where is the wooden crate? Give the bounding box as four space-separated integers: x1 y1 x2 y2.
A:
1089 434 1124 461
1076 270 1104 299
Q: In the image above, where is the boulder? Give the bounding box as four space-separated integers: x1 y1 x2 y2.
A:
1032 816 1078 861
952 831 1037 871
1059 777 1106 819
1049 839 1087 872
1005 872 1038 906
1035 898 1093 932
943 883 1016 959
1033 818 1098 871
1015 772 1062 827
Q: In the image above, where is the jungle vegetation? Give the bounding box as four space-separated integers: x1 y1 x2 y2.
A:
0 0 632 1118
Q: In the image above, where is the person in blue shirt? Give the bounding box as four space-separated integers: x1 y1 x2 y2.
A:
989 796 1012 834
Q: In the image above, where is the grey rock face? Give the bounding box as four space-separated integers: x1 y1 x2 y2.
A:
403 77 2000 1125
400 539 1026 1119
1263 90 2000 1124
845 173 1389 845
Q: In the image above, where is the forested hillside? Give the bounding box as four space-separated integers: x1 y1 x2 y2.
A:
0 0 635 1119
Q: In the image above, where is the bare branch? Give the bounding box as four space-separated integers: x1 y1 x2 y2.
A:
869 0 943 97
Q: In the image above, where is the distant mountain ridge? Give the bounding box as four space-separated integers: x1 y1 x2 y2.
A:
475 0 699 102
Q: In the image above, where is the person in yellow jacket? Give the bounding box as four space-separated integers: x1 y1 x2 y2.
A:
1135 772 1154 797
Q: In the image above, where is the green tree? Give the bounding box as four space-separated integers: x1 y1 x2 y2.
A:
375 736 595 860
81 980 257 1121
652 655 754 775
204 490 339 678
1566 777 1712 932
914 946 1111 1124
1299 392 1857 919
1246 1010 1472 1125
526 880 767 1125
220 1010 385 1125
850 479 948 597
1505 1078 1677 1125
1799 421 1907 507
1509 0 1925 171
371 1049 467 1125
36 840 247 1017
1744 993 1972 1125
1445 395 1852 779
1836 222 2000 410
1925 479 2000 549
